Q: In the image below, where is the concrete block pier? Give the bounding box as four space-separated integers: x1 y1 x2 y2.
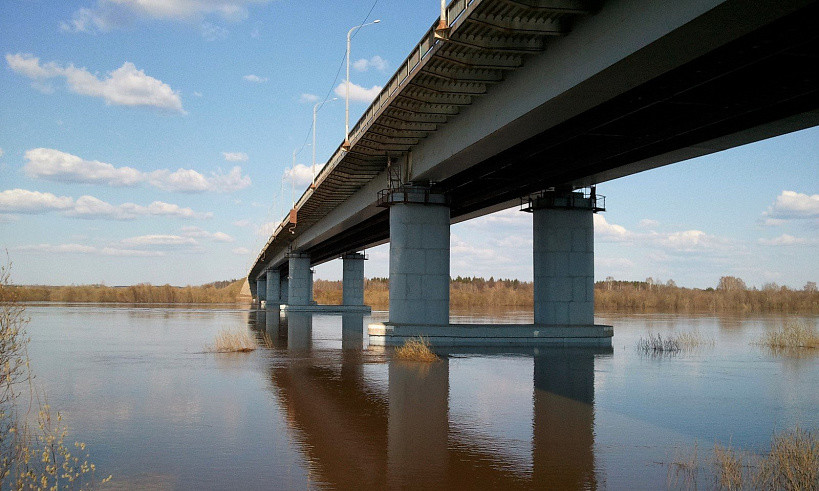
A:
279 251 371 314
265 267 281 310
369 188 611 347
386 187 450 326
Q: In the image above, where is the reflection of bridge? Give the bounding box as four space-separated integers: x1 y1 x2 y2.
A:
250 0 819 345
251 311 612 488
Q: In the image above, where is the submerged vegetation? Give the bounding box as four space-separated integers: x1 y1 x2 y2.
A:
208 328 256 353
394 337 439 363
757 321 819 353
638 330 715 354
667 428 818 491
638 333 681 353
1 259 109 488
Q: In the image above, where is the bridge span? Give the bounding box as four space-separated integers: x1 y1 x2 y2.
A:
249 0 819 345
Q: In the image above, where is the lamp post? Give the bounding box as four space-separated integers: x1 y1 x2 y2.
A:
312 97 338 188
343 19 381 151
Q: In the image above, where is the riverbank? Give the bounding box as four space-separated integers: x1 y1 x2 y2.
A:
8 277 818 313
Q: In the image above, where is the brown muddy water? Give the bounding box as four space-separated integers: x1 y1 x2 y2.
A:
20 305 818 489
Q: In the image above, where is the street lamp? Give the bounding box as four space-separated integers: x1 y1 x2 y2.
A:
343 19 381 151
312 97 338 188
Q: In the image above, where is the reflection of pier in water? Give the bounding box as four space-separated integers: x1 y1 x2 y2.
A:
250 310 611 489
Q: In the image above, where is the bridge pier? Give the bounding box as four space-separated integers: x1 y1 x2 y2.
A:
370 188 611 347
266 267 280 309
255 275 267 307
386 187 450 326
280 274 289 305
287 253 313 307
531 191 596 326
342 253 366 306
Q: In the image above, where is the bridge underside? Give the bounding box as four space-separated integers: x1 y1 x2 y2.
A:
304 3 819 264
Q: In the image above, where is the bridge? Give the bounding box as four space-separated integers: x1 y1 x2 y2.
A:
248 0 819 345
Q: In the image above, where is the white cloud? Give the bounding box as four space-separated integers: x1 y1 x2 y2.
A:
201 22 228 40
594 214 731 252
222 151 248 162
466 208 529 227
595 257 635 269
299 93 319 103
758 234 818 246
255 221 277 236
6 54 184 113
0 148 4 158
334 81 382 103
24 148 250 192
147 168 210 192
762 190 819 224
353 55 387 72
121 234 198 246
451 234 503 261
0 189 74 213
243 74 267 83
99 247 165 257
283 164 314 187
193 91 203 97
0 188 210 220
233 219 251 227
181 226 234 242
232 247 251 255
14 243 164 257
638 218 659 228
24 148 144 186
656 229 730 252
60 0 271 33
594 214 633 242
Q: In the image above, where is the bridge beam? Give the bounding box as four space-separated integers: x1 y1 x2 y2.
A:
531 191 596 326
387 187 450 325
288 253 313 307
342 253 366 307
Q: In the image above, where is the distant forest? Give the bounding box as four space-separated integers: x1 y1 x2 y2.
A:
6 276 818 313
315 276 819 313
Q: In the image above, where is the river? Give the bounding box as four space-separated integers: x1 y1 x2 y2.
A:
20 305 818 489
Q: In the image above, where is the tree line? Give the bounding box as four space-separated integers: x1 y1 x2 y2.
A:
6 275 817 313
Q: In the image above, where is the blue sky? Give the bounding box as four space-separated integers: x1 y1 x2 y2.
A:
1 0 817 289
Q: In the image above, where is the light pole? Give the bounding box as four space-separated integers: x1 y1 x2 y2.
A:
312 97 338 188
343 19 381 151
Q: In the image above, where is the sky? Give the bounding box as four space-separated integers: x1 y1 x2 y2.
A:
1 0 817 290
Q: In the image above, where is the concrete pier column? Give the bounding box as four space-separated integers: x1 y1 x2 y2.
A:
342 253 366 306
531 191 598 326
386 187 449 325
280 274 289 305
255 274 267 305
265 267 280 309
288 253 312 307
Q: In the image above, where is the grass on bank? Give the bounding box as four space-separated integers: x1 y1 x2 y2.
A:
394 337 439 362
208 328 256 353
758 321 819 351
